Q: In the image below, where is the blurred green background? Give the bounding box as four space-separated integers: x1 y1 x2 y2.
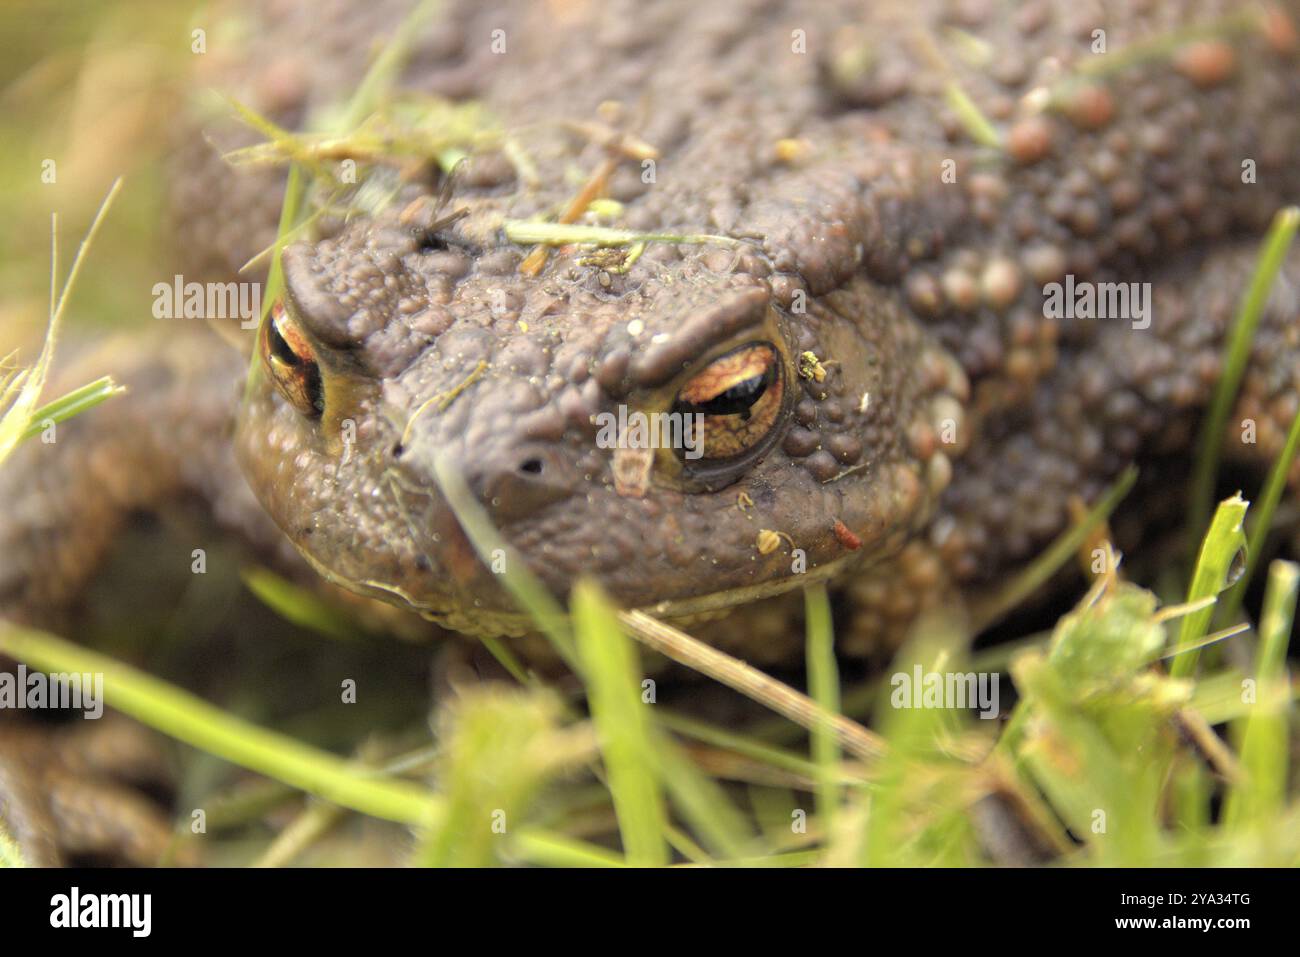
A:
1 0 205 355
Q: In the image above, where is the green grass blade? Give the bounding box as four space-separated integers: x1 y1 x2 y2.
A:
255 162 307 327
1219 404 1300 626
1171 494 1249 678
804 583 841 837
1188 206 1299 551
0 623 435 826
240 566 357 641
16 375 125 444
502 220 743 249
570 580 669 866
657 711 844 783
0 180 122 467
509 828 628 868
654 737 753 860
972 465 1137 630
429 452 577 667
335 0 442 133
943 82 1002 149
1224 560 1298 829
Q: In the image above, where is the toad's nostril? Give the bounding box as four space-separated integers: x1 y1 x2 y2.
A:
471 447 574 523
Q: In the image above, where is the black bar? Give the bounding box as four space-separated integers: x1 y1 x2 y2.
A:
0 867 1285 943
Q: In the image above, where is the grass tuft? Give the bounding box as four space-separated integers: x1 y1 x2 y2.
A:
0 180 125 469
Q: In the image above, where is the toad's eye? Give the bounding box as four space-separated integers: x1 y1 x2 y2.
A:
671 342 783 460
260 299 324 417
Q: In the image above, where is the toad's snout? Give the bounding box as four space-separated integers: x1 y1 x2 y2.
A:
463 443 578 523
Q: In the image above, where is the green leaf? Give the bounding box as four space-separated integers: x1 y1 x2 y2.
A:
571 580 670 866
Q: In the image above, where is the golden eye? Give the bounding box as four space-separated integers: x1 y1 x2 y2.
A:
672 343 783 460
260 299 324 417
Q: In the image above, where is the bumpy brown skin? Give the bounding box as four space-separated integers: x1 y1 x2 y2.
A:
209 0 1300 644
4 0 1300 863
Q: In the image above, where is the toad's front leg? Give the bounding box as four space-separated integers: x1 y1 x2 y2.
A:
0 329 271 865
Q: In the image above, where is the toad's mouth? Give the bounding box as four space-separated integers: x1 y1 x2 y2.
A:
631 556 855 619
316 547 859 639
303 458 863 638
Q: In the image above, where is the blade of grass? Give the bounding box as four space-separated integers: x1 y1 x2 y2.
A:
1068 10 1258 80
421 456 750 859
663 825 711 864
478 634 532 685
336 0 442 133
252 800 343 868
1219 404 1300 625
943 82 1003 149
1223 560 1297 828
1156 622 1250 661
427 453 576 667
17 375 126 443
509 828 628 867
618 609 885 763
255 163 306 326
0 623 435 826
240 566 357 642
658 711 859 784
970 465 1138 631
804 583 841 836
503 220 744 249
1188 206 1300 551
654 736 754 860
238 0 446 302
571 580 670 866
1170 494 1250 678
0 180 122 467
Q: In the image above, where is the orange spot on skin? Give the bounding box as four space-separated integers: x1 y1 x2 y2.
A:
833 520 862 551
1007 116 1055 165
1064 83 1114 131
1175 40 1237 89
1262 5 1298 56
